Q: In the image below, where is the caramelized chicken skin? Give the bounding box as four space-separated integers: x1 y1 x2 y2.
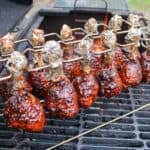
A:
84 18 104 75
3 51 45 132
4 91 45 132
141 51 150 82
99 30 123 97
99 62 123 98
43 41 79 119
27 29 50 98
119 28 142 88
61 24 81 81
73 39 99 108
46 76 79 119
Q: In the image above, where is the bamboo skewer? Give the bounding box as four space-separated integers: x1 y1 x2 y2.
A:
46 103 150 150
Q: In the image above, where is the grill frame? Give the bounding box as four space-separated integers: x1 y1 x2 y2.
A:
0 6 150 150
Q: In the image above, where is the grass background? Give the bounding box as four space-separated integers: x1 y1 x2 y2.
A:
128 0 150 13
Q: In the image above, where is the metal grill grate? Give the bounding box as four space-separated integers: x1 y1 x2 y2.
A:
0 83 150 150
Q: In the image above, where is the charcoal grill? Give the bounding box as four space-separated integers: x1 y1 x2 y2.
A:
0 0 150 150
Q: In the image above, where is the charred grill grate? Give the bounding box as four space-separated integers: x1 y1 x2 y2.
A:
0 4 150 150
0 84 150 150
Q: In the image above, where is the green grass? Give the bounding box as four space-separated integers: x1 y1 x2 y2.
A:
128 0 150 12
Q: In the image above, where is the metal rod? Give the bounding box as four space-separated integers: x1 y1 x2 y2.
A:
0 75 12 82
63 57 83 63
140 16 150 22
141 38 150 41
23 48 43 54
27 64 50 72
14 39 32 47
97 23 110 29
46 102 150 150
122 19 132 26
0 57 9 62
116 42 135 47
71 27 87 34
63 49 112 63
93 49 112 55
116 30 129 34
44 32 62 40
40 100 44 103
60 39 81 45
141 41 148 49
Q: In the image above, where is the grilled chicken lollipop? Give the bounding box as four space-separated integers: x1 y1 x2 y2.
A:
4 51 45 132
43 41 79 119
119 28 142 88
99 30 123 98
60 24 81 81
0 33 15 100
141 50 150 82
27 29 50 98
84 18 105 75
141 29 150 82
73 38 99 108
101 29 125 70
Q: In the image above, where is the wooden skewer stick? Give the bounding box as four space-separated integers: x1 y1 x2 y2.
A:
46 103 150 150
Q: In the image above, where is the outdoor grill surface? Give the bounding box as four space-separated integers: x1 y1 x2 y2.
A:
0 83 150 150
0 2 150 149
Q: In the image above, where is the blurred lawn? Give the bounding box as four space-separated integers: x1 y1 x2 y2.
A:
128 0 150 12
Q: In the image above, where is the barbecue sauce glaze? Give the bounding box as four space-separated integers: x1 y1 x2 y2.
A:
27 29 50 98
43 41 79 119
84 18 104 76
119 28 142 88
99 30 123 98
73 39 99 108
4 51 45 132
61 24 81 81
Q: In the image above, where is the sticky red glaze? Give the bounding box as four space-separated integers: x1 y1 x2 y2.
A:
141 51 150 82
63 61 81 81
114 46 125 70
90 55 102 76
73 73 99 108
62 44 81 81
28 68 50 99
99 63 123 98
122 46 141 61
1 76 32 101
45 76 79 119
0 78 13 100
119 59 142 89
4 91 45 132
90 38 105 75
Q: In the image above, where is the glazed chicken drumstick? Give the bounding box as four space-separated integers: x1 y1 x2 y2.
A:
84 18 105 76
141 29 150 82
119 28 142 89
98 30 123 98
27 29 51 99
43 41 79 119
0 33 15 100
3 51 45 132
60 24 81 81
73 38 99 108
